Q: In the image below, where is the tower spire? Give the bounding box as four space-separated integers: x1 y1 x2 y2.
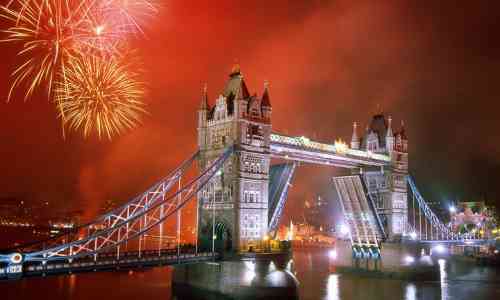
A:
385 116 394 152
200 83 209 110
261 80 271 107
351 122 360 150
386 116 393 137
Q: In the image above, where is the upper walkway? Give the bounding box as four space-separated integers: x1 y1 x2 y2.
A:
270 133 390 168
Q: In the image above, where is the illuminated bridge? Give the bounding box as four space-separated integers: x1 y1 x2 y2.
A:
0 67 487 279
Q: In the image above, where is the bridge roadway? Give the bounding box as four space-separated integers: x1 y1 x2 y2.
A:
0 250 219 280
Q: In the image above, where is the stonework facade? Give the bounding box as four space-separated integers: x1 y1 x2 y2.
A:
197 66 272 251
351 114 409 240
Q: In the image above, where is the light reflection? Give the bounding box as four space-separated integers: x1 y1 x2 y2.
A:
438 259 448 300
286 259 293 272
243 261 256 284
405 283 417 300
269 261 276 272
266 271 287 286
324 274 340 300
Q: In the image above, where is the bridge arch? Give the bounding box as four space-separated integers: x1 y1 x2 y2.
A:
199 218 233 252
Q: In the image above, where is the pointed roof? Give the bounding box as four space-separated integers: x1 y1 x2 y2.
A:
223 64 250 99
351 122 359 142
386 116 393 138
368 114 388 147
200 83 209 110
261 80 271 107
395 120 407 140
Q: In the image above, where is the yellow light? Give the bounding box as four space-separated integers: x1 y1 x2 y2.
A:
95 25 105 36
334 139 348 153
263 235 269 241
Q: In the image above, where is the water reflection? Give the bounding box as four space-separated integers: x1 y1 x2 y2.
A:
405 283 417 300
243 260 256 284
2 249 500 300
439 259 448 300
324 274 340 300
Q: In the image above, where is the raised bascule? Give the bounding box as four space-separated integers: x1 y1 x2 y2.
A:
196 65 408 251
0 66 486 279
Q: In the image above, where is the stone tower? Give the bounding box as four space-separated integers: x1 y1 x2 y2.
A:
197 66 272 251
353 114 409 240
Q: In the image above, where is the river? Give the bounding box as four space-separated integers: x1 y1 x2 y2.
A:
2 248 500 300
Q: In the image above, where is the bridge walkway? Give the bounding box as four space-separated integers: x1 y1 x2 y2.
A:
0 251 218 280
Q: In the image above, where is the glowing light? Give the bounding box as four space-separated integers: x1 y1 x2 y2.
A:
10 253 23 264
409 231 417 240
329 249 337 260
404 255 415 264
334 139 348 153
263 235 269 241
449 206 456 213
95 25 105 36
433 244 446 254
339 224 349 235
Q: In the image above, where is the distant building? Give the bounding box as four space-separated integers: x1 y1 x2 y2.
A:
305 195 330 230
276 220 334 244
451 201 497 235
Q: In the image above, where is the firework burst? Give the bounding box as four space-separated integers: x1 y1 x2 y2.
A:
0 0 96 100
54 54 147 139
98 0 159 36
1 0 157 139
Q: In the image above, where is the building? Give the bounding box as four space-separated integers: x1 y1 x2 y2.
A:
305 195 330 230
451 201 496 234
197 65 272 251
350 114 409 239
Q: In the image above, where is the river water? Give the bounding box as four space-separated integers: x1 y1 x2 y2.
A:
2 248 500 300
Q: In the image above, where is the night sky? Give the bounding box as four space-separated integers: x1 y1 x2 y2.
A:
1 0 499 227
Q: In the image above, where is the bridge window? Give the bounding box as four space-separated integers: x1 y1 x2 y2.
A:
243 191 261 203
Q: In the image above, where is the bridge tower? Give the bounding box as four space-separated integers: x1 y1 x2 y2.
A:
197 65 272 251
351 114 409 240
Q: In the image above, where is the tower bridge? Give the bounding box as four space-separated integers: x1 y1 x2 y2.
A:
0 66 487 279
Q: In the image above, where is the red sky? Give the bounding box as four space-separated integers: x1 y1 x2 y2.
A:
1 0 500 234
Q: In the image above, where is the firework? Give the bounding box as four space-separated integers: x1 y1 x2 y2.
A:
0 0 97 101
1 0 157 139
98 0 159 36
54 54 147 139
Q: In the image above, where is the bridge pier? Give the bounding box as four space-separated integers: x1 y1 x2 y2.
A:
332 239 444 277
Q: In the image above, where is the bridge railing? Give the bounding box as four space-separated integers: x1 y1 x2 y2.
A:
1 146 234 266
407 176 484 242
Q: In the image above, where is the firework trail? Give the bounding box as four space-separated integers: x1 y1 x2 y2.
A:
0 0 93 100
0 0 157 139
54 54 146 140
98 0 158 36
